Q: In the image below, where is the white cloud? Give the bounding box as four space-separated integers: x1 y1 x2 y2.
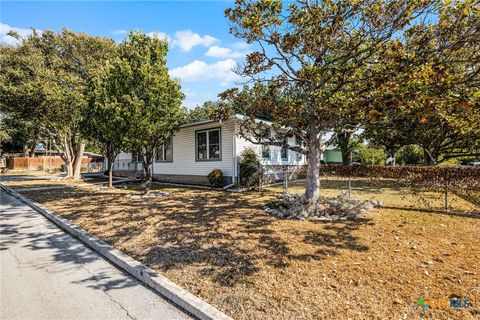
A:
112 30 127 35
171 30 218 52
170 58 238 83
0 23 40 46
147 31 171 42
205 45 248 59
232 42 249 50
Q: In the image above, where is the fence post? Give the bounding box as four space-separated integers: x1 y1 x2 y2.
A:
444 172 449 211
258 164 263 192
283 165 289 193
348 177 352 198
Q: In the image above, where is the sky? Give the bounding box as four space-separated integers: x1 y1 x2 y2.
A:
0 1 250 109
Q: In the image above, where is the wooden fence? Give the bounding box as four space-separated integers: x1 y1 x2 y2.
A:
6 156 95 171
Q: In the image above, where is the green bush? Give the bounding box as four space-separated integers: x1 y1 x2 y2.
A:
396 144 424 165
239 148 260 186
358 145 387 165
208 169 224 188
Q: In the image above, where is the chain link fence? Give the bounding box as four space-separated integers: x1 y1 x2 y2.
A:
261 164 480 215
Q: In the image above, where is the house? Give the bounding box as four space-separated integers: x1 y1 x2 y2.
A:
112 115 307 186
322 149 343 164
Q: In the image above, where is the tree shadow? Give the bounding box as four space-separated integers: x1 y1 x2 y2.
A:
18 185 374 287
1 193 142 293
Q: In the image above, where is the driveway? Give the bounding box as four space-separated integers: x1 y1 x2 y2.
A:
0 190 192 320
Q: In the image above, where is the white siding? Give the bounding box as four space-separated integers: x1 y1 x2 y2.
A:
153 120 235 177
234 124 306 165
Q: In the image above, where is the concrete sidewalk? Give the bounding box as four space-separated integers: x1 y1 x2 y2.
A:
0 191 192 320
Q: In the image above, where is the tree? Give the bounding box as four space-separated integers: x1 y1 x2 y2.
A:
81 55 129 187
185 101 219 122
0 115 44 157
0 30 115 179
357 144 387 165
365 2 480 164
396 145 424 165
99 32 184 193
220 0 477 205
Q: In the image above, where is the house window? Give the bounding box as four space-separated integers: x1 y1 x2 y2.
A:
132 153 141 162
295 136 303 161
196 128 221 161
156 136 173 162
262 145 270 159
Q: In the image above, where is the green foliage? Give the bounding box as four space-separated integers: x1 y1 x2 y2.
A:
396 145 424 165
358 145 387 166
185 101 217 122
0 29 115 177
94 32 184 191
220 0 480 199
208 169 224 188
239 148 260 187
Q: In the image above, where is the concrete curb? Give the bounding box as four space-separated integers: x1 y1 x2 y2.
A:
1 183 232 320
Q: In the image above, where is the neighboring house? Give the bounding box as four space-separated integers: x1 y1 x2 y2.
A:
112 115 307 186
322 149 343 164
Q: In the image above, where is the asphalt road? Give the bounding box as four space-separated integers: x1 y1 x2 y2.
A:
0 190 192 320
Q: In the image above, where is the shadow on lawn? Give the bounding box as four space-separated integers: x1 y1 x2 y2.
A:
23 187 373 287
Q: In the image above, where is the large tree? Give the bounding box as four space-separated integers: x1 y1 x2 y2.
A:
0 30 115 179
365 3 480 165
219 0 479 204
81 59 128 187
98 32 184 193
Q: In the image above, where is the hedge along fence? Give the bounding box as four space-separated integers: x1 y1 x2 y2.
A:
262 164 479 213
317 165 480 191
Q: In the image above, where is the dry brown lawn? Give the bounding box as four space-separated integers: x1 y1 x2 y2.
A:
2 175 109 189
19 182 480 320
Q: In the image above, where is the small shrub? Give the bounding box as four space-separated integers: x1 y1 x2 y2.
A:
208 169 224 188
358 145 387 165
239 148 260 186
396 144 424 165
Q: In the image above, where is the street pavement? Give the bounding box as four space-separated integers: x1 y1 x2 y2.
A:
0 190 192 320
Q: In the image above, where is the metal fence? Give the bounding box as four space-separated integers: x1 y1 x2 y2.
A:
261 165 480 215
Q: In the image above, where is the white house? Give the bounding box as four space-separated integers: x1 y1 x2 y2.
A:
112 115 307 186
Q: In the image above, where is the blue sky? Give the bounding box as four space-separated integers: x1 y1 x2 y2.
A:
0 1 250 108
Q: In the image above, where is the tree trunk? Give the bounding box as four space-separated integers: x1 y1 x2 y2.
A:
72 141 85 180
28 139 37 157
337 132 352 165
61 136 74 179
143 161 153 194
65 161 73 178
304 125 322 202
423 149 436 166
23 145 29 157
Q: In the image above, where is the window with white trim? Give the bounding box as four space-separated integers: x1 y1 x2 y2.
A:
196 128 221 160
132 153 141 162
156 136 173 162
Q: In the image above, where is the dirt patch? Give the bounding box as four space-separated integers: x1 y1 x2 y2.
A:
20 184 480 320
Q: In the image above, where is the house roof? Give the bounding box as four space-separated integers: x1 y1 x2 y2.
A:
179 114 273 129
